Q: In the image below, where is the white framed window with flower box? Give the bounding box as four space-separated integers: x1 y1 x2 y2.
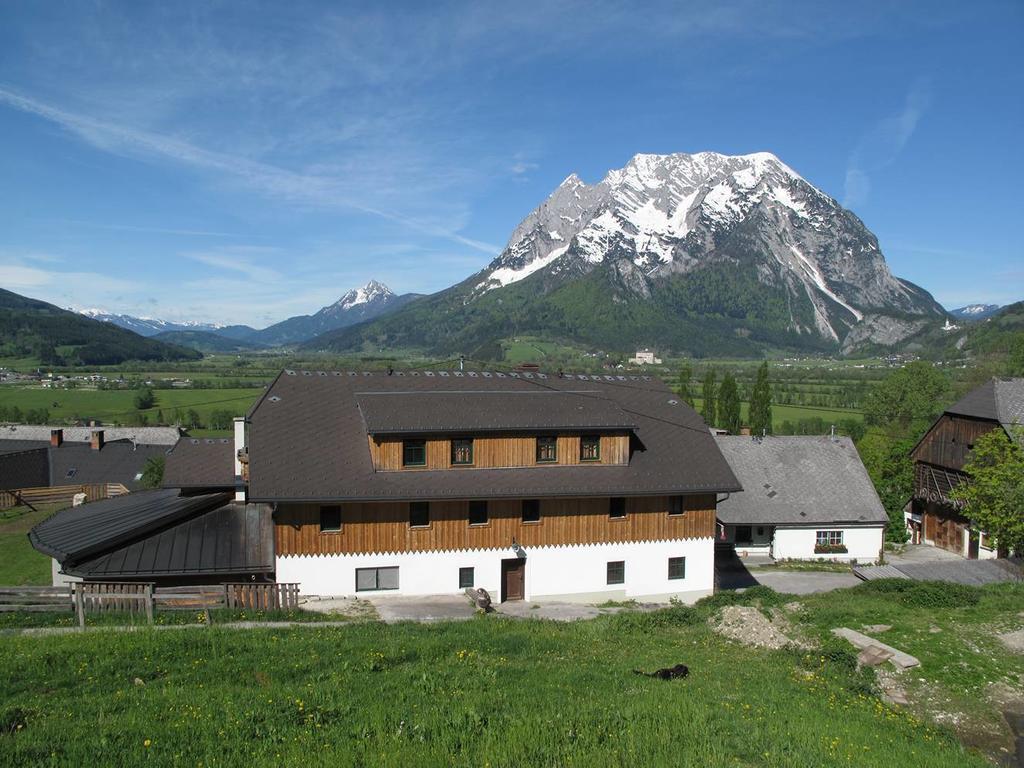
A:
814 530 847 554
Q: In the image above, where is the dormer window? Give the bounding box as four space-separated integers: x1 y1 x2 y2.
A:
536 436 557 463
580 435 601 462
403 439 426 467
451 438 474 465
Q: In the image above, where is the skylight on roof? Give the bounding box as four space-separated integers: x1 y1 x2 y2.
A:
65 468 77 478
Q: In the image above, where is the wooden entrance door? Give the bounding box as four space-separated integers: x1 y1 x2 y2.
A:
501 558 525 602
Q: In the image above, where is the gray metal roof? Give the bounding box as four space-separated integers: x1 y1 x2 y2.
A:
247 369 741 502
714 436 888 526
0 425 183 446
29 489 231 565
67 501 274 579
946 378 1024 434
163 437 235 489
356 390 636 435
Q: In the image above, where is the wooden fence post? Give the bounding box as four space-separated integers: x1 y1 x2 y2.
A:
75 583 85 629
145 584 154 625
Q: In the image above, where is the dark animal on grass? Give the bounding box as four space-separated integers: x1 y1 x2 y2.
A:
633 664 689 680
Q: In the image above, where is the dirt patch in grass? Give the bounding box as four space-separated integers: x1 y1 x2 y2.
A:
710 605 810 650
997 628 1024 654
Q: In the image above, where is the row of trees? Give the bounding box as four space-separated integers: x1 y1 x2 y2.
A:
0 405 50 424
677 360 773 435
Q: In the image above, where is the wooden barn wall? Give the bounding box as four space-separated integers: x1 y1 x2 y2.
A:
367 433 630 472
275 494 716 555
911 415 1000 471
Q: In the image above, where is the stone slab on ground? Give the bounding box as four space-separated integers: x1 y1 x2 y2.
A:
858 645 895 667
863 624 893 633
832 627 920 669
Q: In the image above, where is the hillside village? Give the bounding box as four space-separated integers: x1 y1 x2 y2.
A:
2 4 1024 767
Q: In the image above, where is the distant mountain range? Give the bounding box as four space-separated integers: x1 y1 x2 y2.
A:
1 288 200 366
236 280 421 347
76 280 421 350
76 309 226 337
949 304 1002 321
304 151 947 358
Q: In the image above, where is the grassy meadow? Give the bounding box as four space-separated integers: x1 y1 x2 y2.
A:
0 385 263 429
0 504 55 585
1 582 1021 766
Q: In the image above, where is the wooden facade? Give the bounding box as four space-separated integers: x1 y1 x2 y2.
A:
911 414 999 471
275 494 717 556
367 433 631 472
911 413 1003 558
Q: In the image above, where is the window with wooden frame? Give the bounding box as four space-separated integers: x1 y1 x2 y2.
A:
319 505 342 532
536 436 557 463
606 560 625 585
451 438 474 465
609 497 626 519
580 435 601 462
668 556 686 580
521 499 541 523
668 496 685 516
402 439 426 467
459 567 475 589
469 500 488 526
409 501 430 528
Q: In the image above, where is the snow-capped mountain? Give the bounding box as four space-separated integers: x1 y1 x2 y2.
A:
307 151 947 357
474 151 944 347
76 309 225 337
949 304 1001 321
248 280 421 346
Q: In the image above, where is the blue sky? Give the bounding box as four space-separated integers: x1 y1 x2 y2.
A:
0 1 1021 327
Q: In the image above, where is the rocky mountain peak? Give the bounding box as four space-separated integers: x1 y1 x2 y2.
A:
472 150 943 346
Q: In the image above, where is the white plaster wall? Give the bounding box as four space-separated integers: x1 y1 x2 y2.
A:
277 549 503 598
276 537 715 604
526 538 713 603
772 526 883 563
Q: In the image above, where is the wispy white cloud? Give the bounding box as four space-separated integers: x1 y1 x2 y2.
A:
51 219 241 238
0 259 142 308
0 87 499 254
843 79 931 208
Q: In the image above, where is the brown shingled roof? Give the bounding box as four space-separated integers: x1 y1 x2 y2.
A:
163 437 236 489
356 389 636 435
247 369 741 502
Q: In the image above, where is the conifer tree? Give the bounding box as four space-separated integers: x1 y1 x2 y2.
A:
718 372 741 434
749 360 773 436
678 362 694 406
701 369 717 427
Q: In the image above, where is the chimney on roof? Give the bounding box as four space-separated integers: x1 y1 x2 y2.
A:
233 416 247 503
50 429 63 447
90 430 104 451
739 426 751 436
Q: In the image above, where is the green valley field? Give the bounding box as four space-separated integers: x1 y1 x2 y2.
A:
1 582 1022 767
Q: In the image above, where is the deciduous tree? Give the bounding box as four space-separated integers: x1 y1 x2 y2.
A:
950 428 1024 556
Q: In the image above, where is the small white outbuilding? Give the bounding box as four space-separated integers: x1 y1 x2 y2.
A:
714 435 887 563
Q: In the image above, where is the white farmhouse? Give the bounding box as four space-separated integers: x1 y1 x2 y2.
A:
628 349 662 365
714 435 887 563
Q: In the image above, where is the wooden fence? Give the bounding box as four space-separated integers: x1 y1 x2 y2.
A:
0 582 299 627
0 483 130 511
